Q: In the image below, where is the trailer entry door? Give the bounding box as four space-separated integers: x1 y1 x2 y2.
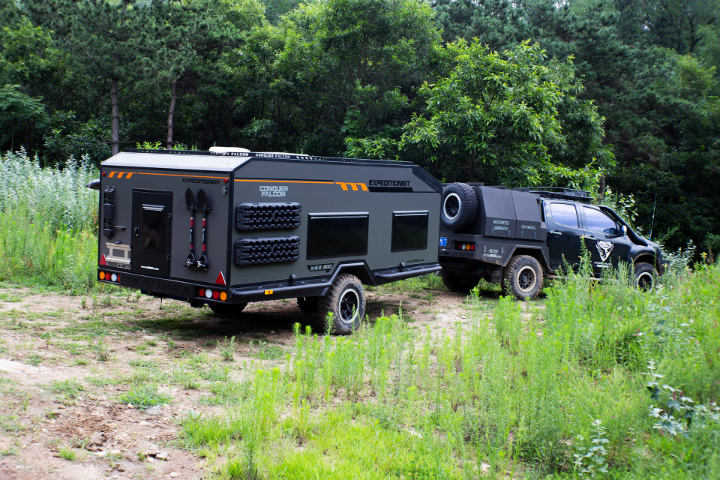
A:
132 190 173 278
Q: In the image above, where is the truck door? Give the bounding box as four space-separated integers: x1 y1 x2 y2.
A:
131 190 173 278
580 206 629 276
546 202 584 273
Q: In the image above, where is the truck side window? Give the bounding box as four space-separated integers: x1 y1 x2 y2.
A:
583 207 617 234
307 214 369 259
550 203 578 228
392 212 428 251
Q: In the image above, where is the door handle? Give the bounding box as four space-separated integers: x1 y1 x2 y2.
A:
134 227 140 237
550 230 562 236
585 235 597 241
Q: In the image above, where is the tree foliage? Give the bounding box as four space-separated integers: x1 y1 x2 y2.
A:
0 0 718 251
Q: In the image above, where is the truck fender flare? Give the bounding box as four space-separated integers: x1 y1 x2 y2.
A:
324 262 376 293
502 246 551 273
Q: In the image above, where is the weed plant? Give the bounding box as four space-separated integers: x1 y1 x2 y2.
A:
0 151 101 292
180 263 720 479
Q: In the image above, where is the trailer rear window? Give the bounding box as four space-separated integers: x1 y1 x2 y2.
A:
307 214 369 259
392 211 429 251
141 205 165 253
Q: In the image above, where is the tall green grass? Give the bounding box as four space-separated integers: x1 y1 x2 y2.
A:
181 264 720 479
0 151 100 291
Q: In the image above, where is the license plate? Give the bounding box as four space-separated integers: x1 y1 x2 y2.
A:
439 237 447 247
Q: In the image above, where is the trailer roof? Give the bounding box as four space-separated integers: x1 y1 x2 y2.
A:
102 149 414 172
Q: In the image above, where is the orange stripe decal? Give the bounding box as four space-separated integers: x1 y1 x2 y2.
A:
108 171 115 178
138 173 228 180
235 179 335 184
117 172 125 179
337 182 348 190
126 172 133 179
359 183 368 191
349 183 359 191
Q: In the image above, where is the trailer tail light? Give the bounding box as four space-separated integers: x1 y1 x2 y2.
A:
198 288 205 297
456 242 475 251
220 292 227 301
99 271 106 280
212 290 220 300
110 273 118 282
205 289 213 299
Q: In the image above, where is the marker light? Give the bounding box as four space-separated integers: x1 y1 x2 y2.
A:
220 292 227 301
205 289 213 299
99 271 106 280
111 273 118 282
212 290 220 300
198 288 205 297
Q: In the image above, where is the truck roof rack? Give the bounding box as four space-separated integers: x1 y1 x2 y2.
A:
514 186 594 203
124 148 413 166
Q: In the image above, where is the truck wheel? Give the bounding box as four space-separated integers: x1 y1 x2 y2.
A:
502 255 543 300
634 262 657 291
317 274 365 335
209 302 247 317
440 269 479 293
297 296 319 314
441 183 478 232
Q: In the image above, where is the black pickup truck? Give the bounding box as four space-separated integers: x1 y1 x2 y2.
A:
438 184 666 299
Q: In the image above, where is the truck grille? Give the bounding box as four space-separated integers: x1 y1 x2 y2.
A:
236 203 301 230
234 236 300 265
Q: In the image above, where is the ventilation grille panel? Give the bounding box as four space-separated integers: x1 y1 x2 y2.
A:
234 236 300 266
236 203 301 230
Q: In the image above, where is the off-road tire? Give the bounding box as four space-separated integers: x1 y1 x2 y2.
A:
297 296 319 314
441 183 478 232
634 262 658 291
316 274 365 335
502 255 543 300
440 269 480 293
209 302 247 317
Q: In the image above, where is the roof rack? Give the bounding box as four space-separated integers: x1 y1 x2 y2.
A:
514 186 594 204
123 148 412 166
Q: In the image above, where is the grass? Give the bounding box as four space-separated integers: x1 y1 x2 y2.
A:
58 447 76 461
119 385 172 410
178 263 720 479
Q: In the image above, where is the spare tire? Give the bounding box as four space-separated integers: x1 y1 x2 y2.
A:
441 183 478 232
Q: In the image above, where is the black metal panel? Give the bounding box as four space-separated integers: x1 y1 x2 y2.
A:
511 190 547 241
478 187 516 238
131 190 173 278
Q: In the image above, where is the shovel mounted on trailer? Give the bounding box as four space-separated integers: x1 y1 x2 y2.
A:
196 189 211 269
185 188 196 267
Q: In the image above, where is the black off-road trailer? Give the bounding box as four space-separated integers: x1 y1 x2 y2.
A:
438 183 667 299
90 149 442 333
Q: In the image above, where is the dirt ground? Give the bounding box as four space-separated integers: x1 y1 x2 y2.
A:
0 284 502 479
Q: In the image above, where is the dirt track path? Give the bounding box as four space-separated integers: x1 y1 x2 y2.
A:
0 285 501 479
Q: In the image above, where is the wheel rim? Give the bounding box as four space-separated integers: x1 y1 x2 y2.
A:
338 289 360 323
443 193 461 221
636 272 654 291
517 265 537 293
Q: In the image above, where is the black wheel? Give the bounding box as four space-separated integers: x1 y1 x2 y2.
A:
440 269 479 293
317 274 366 335
634 262 658 291
441 183 478 232
209 302 247 317
502 255 543 300
297 296 319 314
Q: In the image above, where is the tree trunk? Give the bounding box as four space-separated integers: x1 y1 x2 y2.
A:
111 77 120 156
167 80 177 150
599 175 606 198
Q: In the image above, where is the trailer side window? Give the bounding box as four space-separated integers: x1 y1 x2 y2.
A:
307 214 369 259
392 211 429 252
141 205 165 253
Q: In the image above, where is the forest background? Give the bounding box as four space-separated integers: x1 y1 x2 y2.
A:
1 0 719 255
